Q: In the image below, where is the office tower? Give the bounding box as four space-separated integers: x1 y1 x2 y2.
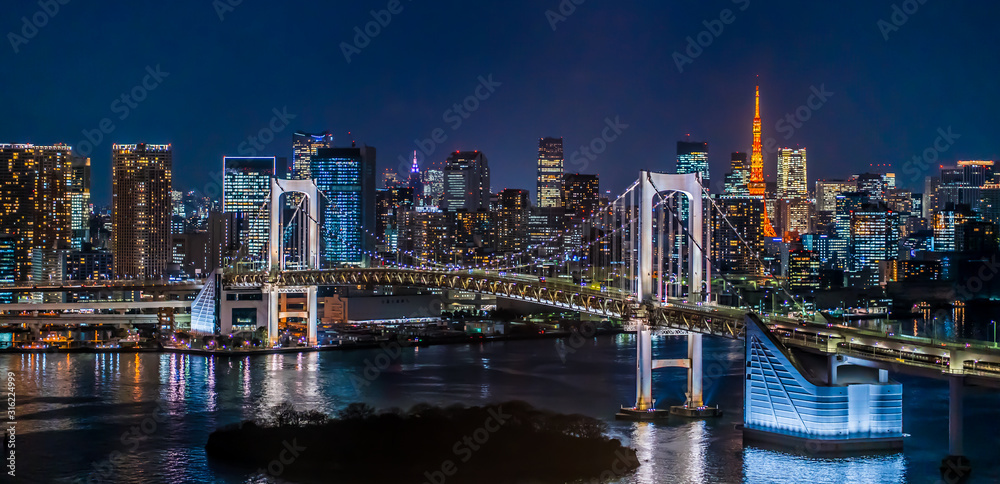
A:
835 192 870 238
933 207 975 252
422 158 446 208
849 202 900 287
0 144 75 280
111 143 173 279
748 87 777 237
380 169 400 189
397 209 450 267
815 180 858 213
452 210 492 265
223 157 276 264
982 183 1000 233
207 211 241 274
442 151 490 212
856 173 889 201
777 148 807 199
677 141 710 187
497 189 530 253
375 187 414 259
775 198 812 239
537 137 564 209
64 244 113 282
0 234 14 303
723 152 750 196
311 145 376 266
406 151 422 194
788 249 820 290
563 173 600 221
292 131 334 180
711 196 764 275
802 234 849 271
70 157 91 249
934 161 996 214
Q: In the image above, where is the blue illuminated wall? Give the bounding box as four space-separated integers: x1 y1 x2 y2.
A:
744 315 902 439
312 146 376 267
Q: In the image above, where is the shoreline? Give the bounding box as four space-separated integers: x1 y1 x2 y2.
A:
0 329 624 356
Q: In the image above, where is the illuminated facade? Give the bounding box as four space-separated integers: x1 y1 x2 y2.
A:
748 87 776 237
787 249 820 289
536 137 564 209
723 152 750 196
849 204 900 287
497 189 530 253
0 234 14 303
442 151 490 212
70 157 91 249
711 196 763 275
677 141 710 187
112 143 173 279
563 173 599 221
291 131 334 180
744 316 903 442
0 144 76 280
777 148 807 199
311 146 376 267
223 157 276 264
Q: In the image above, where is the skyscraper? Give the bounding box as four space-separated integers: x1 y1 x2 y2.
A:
537 137 564 209
0 144 75 280
777 148 807 199
112 143 173 279
723 152 750 196
677 141 709 187
292 131 334 180
311 145 376 266
563 173 600 221
497 188 530 253
223 157 276 265
748 87 777 238
443 151 490 212
70 157 91 250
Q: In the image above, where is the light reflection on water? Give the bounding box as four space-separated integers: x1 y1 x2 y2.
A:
6 335 1000 483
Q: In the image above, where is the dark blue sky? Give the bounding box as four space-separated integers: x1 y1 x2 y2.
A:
5 0 999 204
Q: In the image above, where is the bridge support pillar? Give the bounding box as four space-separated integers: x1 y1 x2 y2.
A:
670 332 721 418
941 375 971 482
267 286 279 347
306 286 318 346
616 323 670 420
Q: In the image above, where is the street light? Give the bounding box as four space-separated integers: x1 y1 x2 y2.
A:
991 320 997 348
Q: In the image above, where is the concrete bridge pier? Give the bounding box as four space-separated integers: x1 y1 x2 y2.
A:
267 286 279 347
940 375 971 482
670 332 721 418
306 286 318 346
616 323 670 420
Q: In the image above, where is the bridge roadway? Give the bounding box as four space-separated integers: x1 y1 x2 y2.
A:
227 267 1000 381
0 280 205 293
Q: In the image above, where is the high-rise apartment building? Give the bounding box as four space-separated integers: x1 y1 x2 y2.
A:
292 131 334 180
677 141 710 187
311 145 376 266
711 196 764 275
536 137 564 209
223 157 276 264
442 151 490 212
497 189 530 253
112 143 173 279
777 148 807 199
563 173 600 221
0 144 75 280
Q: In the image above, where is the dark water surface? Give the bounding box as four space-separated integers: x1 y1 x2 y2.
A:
5 334 1000 483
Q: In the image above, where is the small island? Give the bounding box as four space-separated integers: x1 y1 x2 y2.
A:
206 401 640 483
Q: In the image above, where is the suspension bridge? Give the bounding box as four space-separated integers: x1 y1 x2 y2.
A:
196 170 1000 458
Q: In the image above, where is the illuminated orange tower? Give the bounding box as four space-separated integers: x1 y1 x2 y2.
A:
748 86 777 238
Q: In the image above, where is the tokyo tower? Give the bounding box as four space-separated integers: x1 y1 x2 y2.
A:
748 86 777 238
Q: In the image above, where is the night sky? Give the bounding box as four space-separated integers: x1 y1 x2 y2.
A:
5 0 999 204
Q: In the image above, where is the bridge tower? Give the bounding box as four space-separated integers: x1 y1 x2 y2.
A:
618 171 719 420
267 178 321 346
